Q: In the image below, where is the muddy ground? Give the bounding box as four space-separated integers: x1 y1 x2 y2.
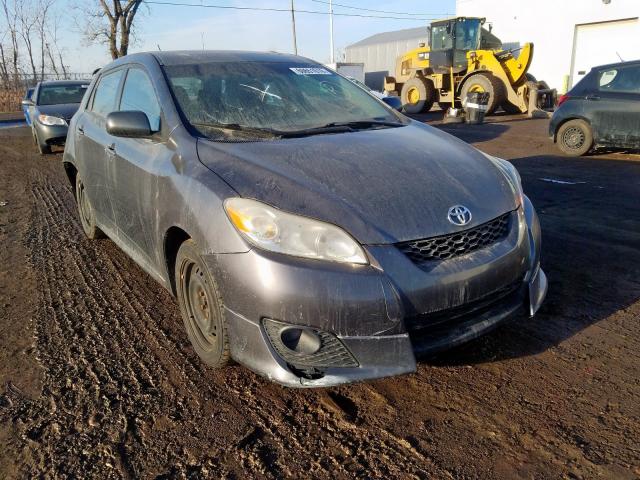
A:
1 116 639 479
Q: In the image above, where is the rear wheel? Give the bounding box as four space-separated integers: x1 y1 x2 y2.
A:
401 77 435 114
175 240 231 368
557 119 593 157
75 174 104 239
460 73 506 115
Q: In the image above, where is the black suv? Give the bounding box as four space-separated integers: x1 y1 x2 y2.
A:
549 60 640 156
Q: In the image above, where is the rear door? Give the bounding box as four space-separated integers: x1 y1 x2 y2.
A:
589 64 640 148
76 68 126 230
108 66 167 269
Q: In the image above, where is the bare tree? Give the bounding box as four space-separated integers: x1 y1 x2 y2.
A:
1 0 20 75
36 0 56 77
82 0 143 59
17 1 39 81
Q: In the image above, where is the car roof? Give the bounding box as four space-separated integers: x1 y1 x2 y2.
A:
593 59 640 71
103 50 316 69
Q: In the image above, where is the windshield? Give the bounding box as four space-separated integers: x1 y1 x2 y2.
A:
164 62 401 139
37 83 88 106
455 18 481 51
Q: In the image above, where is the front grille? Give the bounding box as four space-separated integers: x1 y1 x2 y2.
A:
263 319 359 368
397 211 512 263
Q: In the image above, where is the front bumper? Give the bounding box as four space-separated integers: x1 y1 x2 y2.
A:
34 122 68 145
206 197 547 387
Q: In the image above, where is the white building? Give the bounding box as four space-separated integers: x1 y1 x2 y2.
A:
457 0 640 92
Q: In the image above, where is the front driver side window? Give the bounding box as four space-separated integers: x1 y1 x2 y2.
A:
120 68 162 131
92 69 125 117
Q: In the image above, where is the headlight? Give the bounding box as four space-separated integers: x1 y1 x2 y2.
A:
38 114 66 126
224 198 368 265
484 154 524 208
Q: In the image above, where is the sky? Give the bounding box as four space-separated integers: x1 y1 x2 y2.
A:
56 0 456 73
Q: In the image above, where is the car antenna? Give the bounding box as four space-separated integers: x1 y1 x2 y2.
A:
616 51 624 62
157 44 162 51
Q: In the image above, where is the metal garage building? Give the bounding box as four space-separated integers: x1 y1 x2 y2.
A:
344 27 429 91
456 0 640 92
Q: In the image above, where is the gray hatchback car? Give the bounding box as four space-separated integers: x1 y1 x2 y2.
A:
27 80 90 154
63 51 547 387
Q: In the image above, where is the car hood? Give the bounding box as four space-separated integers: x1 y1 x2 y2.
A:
36 103 81 121
196 121 518 244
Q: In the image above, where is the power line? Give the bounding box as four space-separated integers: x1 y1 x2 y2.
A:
309 0 452 17
140 0 442 21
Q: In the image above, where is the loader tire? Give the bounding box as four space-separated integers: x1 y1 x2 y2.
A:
401 77 435 114
460 73 506 115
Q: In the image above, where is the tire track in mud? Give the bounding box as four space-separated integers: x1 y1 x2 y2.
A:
3 157 447 479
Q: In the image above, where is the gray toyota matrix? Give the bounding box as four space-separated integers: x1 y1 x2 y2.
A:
63 51 547 387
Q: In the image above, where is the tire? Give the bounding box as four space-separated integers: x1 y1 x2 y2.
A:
556 119 593 157
401 77 435 114
75 174 104 239
460 73 506 115
175 240 231 368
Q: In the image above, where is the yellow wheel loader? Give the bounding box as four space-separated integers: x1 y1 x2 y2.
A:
384 17 554 115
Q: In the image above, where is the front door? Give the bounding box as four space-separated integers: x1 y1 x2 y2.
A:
108 66 168 270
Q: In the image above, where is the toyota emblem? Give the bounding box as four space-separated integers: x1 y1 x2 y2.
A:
447 205 472 226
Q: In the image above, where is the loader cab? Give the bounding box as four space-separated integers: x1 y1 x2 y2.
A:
430 17 484 73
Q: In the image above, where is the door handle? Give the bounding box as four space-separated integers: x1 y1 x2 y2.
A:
77 125 84 135
586 94 600 101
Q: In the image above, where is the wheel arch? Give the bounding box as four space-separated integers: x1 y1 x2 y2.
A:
164 226 192 296
63 161 78 197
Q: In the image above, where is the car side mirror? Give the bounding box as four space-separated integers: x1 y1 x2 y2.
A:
106 111 152 138
21 99 33 106
382 96 402 111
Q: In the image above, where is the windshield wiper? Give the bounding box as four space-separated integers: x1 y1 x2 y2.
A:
192 122 280 138
278 120 404 138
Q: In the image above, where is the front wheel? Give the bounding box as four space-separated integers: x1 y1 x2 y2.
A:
557 119 593 157
460 73 506 115
175 240 231 368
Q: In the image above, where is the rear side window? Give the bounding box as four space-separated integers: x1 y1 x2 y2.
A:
598 65 640 94
119 68 161 131
91 69 125 117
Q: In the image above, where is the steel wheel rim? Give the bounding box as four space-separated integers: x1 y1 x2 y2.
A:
562 126 585 150
182 261 218 351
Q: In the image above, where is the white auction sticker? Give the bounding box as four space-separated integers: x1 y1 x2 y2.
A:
289 67 332 75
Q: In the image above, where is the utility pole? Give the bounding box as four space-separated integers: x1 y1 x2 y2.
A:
329 0 335 63
290 0 298 55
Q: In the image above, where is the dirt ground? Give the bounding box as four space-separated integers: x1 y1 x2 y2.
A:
1 115 639 479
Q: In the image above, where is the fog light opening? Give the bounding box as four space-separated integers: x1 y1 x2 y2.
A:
280 327 322 355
